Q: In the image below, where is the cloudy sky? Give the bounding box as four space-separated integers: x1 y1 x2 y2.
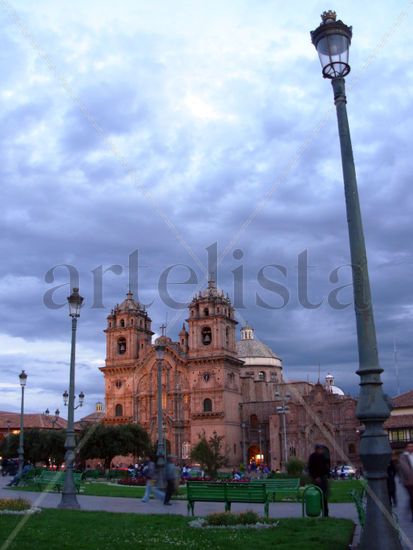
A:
1 0 412 418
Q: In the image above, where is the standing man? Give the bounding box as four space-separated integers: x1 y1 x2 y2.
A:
398 441 413 521
164 455 178 506
308 444 330 517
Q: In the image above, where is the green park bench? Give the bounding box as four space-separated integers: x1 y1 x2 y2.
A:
82 469 101 480
252 478 301 502
186 482 269 518
35 470 83 493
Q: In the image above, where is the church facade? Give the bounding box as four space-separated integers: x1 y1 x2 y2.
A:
100 281 361 468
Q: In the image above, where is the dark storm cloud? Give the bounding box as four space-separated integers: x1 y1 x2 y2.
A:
0 0 411 414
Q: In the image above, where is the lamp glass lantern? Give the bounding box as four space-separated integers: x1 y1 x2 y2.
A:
310 10 352 79
19 370 27 387
78 391 85 406
155 339 166 361
67 287 84 318
62 390 69 406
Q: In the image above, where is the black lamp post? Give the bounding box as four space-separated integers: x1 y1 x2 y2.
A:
275 392 290 472
154 335 166 484
311 11 401 549
58 287 83 510
18 370 27 476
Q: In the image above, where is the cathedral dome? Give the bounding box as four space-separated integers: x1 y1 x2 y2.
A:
324 373 345 396
236 325 281 367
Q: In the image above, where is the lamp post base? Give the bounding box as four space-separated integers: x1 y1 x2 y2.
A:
57 494 80 510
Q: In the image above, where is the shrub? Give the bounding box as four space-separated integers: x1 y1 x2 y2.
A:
239 510 260 524
286 458 305 477
206 512 239 526
0 498 31 511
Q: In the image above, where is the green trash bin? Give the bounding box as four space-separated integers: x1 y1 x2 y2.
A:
302 485 324 517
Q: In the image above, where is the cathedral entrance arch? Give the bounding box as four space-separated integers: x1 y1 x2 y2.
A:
248 445 263 464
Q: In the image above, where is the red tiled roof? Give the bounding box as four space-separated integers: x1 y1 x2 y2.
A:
75 411 105 426
385 414 413 429
392 391 413 408
0 411 67 430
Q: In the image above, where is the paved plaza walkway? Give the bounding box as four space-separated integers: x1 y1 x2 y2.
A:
1 475 413 548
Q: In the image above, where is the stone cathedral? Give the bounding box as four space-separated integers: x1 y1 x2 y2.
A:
101 279 360 468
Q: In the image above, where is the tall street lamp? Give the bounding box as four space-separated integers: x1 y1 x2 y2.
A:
58 287 83 510
310 12 401 549
154 334 166 484
18 370 27 476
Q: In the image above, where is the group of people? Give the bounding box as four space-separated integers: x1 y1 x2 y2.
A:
308 441 413 521
140 455 179 506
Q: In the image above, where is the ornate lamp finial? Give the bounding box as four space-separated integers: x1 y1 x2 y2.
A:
321 10 336 23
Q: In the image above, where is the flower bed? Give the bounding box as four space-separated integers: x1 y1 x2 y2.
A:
0 498 41 516
117 477 147 486
189 511 279 530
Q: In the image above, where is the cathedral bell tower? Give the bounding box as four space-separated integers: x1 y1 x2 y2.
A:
105 291 153 364
186 276 243 466
187 276 237 358
101 291 153 422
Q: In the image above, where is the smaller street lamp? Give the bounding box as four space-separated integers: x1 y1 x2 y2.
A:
44 408 61 429
275 391 290 471
62 390 85 410
18 370 28 476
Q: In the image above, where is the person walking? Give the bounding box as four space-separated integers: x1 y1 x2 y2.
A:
164 455 178 506
387 457 398 507
141 456 164 502
398 441 413 521
308 444 330 517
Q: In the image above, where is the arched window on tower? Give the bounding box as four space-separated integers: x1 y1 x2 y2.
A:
118 338 126 355
225 327 230 346
258 371 266 381
203 398 212 412
201 326 212 345
115 404 123 417
204 307 209 316
120 319 125 327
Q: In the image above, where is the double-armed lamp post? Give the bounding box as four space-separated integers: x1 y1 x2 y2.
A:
310 11 401 549
59 288 84 510
17 370 28 476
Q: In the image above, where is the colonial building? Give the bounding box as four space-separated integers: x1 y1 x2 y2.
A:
385 390 413 455
0 411 67 442
101 281 360 468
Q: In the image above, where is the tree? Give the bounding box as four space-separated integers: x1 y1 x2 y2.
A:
0 429 65 467
190 431 228 477
78 423 151 469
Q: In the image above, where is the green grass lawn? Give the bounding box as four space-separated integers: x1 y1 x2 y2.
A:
328 480 365 503
0 509 354 550
9 479 365 503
